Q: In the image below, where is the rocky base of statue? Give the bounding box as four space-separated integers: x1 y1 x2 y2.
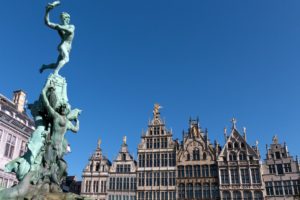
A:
0 73 82 200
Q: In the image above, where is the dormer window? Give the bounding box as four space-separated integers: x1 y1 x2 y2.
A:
96 162 100 171
228 142 232 149
122 153 126 161
241 142 245 149
234 142 239 149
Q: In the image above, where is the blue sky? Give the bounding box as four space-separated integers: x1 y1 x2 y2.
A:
1 0 300 179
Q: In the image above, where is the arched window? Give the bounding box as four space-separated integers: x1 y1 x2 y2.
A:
90 163 93 172
203 152 207 160
193 148 200 160
178 183 185 198
233 191 241 200
223 191 231 200
203 183 210 198
244 191 252 200
95 162 100 171
195 183 202 198
122 153 126 161
239 152 247 161
228 142 233 149
254 191 263 200
187 183 193 199
229 152 237 161
234 142 239 149
241 142 245 149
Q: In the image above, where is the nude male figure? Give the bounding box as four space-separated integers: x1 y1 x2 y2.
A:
40 1 75 75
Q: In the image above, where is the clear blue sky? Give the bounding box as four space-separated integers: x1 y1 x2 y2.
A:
1 0 300 179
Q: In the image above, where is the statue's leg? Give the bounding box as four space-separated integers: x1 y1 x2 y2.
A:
54 46 69 75
39 63 57 73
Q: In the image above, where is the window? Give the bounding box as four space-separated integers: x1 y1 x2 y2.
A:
161 172 168 186
122 153 126 161
284 163 292 173
146 172 152 186
169 152 176 166
195 183 202 198
154 127 159 135
229 152 237 161
161 153 168 167
186 165 193 177
269 165 276 174
274 181 283 195
266 181 274 196
169 171 175 186
234 142 239 149
187 183 193 198
228 142 232 149
283 181 293 195
19 140 27 156
93 180 99 193
138 172 144 186
154 172 160 186
210 165 217 177
203 183 210 198
241 168 250 184
139 154 145 167
178 166 184 178
178 183 185 198
239 152 247 161
233 191 241 200
202 165 209 177
251 168 261 184
146 154 152 167
243 191 252 200
223 191 231 200
275 152 281 159
194 165 201 177
231 168 240 184
203 152 207 160
154 153 160 167
254 191 263 200
293 180 300 195
277 164 284 175
4 133 16 158
193 148 200 160
161 138 168 148
211 183 219 198
220 169 229 184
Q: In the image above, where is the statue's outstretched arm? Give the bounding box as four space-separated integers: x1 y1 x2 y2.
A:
44 2 60 29
67 119 79 133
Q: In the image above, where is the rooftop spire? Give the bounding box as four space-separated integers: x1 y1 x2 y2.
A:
231 117 237 130
153 103 162 119
123 136 127 145
98 138 102 149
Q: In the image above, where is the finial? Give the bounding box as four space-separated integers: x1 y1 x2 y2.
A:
231 117 237 129
98 138 102 148
272 135 278 144
123 136 127 145
243 127 247 141
153 103 162 118
255 140 259 148
224 127 227 143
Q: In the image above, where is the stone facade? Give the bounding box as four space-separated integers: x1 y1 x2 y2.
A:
262 136 300 199
107 137 137 200
217 121 264 200
136 105 176 200
0 91 34 189
81 140 112 200
176 118 219 200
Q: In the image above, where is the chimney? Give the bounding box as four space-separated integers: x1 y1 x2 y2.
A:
13 90 26 113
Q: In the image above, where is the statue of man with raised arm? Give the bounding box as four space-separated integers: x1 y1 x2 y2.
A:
40 0 75 75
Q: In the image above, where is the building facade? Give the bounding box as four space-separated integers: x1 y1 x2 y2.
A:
262 136 300 199
107 137 137 200
136 104 176 200
176 118 219 200
217 120 264 200
81 139 112 200
0 90 34 189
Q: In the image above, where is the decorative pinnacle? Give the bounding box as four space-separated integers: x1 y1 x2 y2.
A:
98 138 102 148
153 103 162 118
231 117 237 130
123 136 127 145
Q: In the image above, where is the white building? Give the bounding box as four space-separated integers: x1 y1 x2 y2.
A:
0 90 34 189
